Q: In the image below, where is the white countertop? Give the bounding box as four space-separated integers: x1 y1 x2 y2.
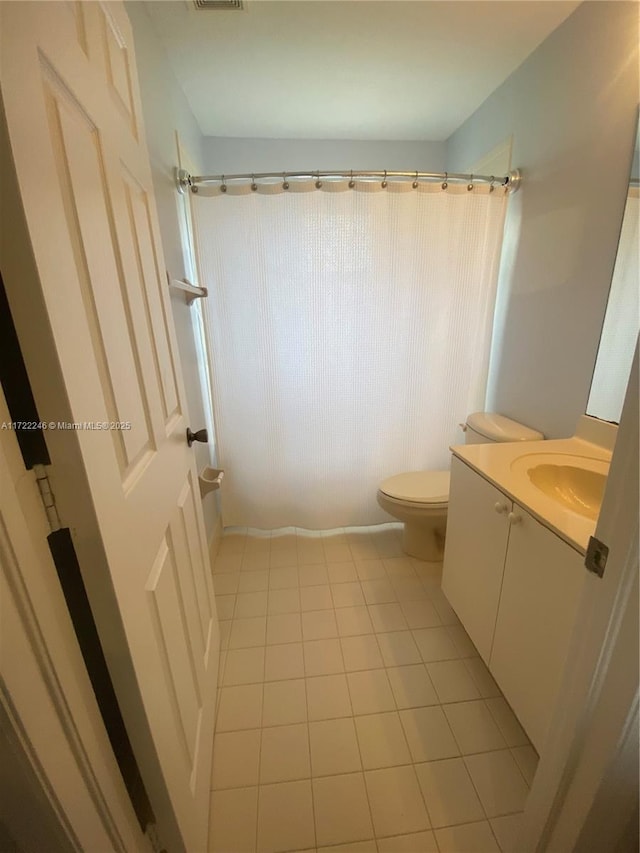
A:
450 436 612 555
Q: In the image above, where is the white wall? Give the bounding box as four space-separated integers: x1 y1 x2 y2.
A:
127 1 220 540
202 137 446 176
447 1 639 439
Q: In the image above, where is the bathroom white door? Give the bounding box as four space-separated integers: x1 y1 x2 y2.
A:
0 3 218 850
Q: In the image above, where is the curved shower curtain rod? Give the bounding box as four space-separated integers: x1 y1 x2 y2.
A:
176 168 522 195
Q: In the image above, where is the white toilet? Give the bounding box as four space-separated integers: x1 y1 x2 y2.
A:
377 412 544 561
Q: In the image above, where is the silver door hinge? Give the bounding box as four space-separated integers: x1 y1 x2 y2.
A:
585 535 609 578
33 464 61 533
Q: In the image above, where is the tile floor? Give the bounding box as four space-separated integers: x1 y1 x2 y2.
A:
209 524 538 853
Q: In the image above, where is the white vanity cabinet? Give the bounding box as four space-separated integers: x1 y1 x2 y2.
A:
441 456 513 663
442 456 585 751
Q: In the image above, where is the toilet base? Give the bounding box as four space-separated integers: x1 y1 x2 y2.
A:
402 520 446 562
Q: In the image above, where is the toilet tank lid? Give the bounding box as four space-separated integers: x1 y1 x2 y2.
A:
466 412 544 442
379 470 450 503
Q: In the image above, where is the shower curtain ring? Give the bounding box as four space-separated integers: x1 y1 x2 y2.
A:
251 174 258 192
381 170 388 189
282 171 290 190
349 170 355 189
442 172 448 190
412 171 419 189
467 174 474 191
220 175 227 193
489 176 495 193
315 171 322 189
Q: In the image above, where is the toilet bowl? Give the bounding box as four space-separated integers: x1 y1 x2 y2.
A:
377 412 545 561
377 470 450 562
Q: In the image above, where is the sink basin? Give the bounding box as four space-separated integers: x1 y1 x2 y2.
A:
510 452 609 520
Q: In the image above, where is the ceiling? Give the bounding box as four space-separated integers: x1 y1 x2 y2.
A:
144 0 581 140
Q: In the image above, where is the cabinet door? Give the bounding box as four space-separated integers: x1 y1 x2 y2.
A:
490 505 585 751
442 457 512 663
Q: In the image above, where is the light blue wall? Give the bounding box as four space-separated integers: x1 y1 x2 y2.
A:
447 1 639 438
201 137 446 175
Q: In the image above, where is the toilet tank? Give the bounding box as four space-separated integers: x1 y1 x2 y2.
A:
464 412 544 445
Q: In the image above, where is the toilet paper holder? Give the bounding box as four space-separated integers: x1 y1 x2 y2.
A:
199 466 224 498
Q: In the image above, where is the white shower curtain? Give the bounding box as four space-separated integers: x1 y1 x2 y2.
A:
193 181 507 528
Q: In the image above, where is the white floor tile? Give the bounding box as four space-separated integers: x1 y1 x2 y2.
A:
313 773 374 848
395 582 432 608
511 745 539 786
361 579 397 605
447 625 479 658
209 786 258 853
269 548 298 569
301 585 335 612
229 616 267 649
340 635 384 671
443 700 507 754
212 729 261 789
331 582 365 608
214 574 240 595
386 665 439 710
365 766 430 837
490 813 524 852
257 780 315 853
400 599 441 629
310 717 363 776
368 603 407 633
427 588 461 625
324 544 355 564
426 660 481 703
238 569 270 593
216 683 263 732
412 627 460 662
355 560 387 580
267 587 301 615
243 552 271 571
304 638 345 676
262 679 307 727
464 750 530 817
434 821 500 853
399 707 460 762
414 757 484 828
301 609 338 641
299 564 330 587
376 831 438 852
269 567 300 589
264 642 305 682
224 647 265 686
354 712 411 769
382 557 417 579
235 591 269 618
376 631 422 667
266 613 303 645
216 594 236 621
485 698 530 747
306 674 353 721
213 554 243 574
336 606 374 637
464 657 501 698
260 723 310 784
347 670 396 715
319 840 377 853
327 561 359 583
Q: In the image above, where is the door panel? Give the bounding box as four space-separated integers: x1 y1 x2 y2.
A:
0 3 218 850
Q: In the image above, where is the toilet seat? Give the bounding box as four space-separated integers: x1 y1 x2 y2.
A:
379 470 450 506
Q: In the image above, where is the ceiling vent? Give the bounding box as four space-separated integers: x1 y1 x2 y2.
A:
193 0 244 9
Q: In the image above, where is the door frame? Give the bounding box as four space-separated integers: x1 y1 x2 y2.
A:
521 344 639 851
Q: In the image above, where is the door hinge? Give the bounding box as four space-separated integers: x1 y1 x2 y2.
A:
33 464 62 533
146 823 167 853
585 535 609 578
